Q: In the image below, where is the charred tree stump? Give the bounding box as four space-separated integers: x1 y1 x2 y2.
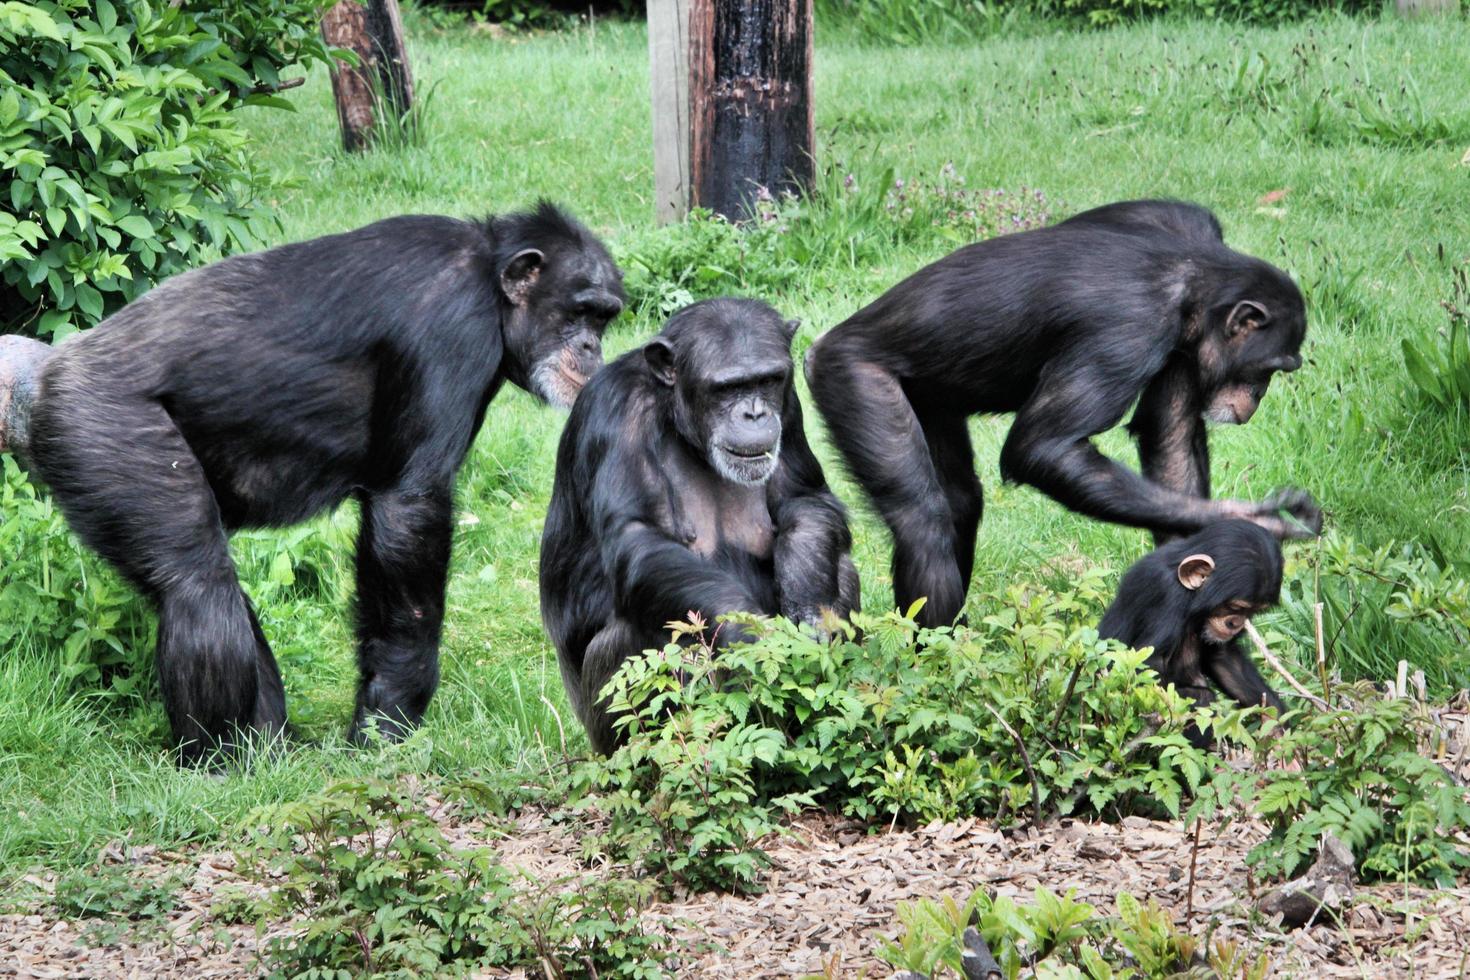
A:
650 0 814 223
321 0 414 152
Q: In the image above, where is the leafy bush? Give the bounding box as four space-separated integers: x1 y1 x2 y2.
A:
0 456 153 699
578 579 1219 893
0 0 333 340
237 777 679 979
238 779 535 977
1192 689 1470 886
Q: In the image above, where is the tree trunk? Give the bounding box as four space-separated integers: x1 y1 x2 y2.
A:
689 0 813 220
650 0 813 223
321 0 414 153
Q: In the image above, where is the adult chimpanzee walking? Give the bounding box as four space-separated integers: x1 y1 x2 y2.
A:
1100 519 1286 747
806 199 1321 629
540 298 860 754
7 202 624 765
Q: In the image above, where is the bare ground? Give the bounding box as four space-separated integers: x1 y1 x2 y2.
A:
3 804 1469 980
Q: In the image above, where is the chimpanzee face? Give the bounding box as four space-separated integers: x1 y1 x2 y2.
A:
499 239 624 408
1200 599 1261 643
644 300 799 487
1175 551 1269 644
1200 280 1306 425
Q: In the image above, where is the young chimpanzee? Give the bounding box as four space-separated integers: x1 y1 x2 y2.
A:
806 198 1322 628
8 202 624 765
1100 519 1286 746
540 298 860 754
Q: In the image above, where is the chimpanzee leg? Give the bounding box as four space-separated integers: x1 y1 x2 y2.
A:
349 486 453 743
917 407 983 596
574 618 642 755
809 354 963 628
28 393 285 764
1206 642 1285 714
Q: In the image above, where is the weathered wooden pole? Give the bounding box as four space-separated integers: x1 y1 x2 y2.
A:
321 0 414 152
649 0 814 224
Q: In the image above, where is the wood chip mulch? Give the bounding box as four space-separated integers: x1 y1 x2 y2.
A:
2 698 1466 979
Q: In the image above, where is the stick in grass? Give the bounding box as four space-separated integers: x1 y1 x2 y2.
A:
1244 620 1330 711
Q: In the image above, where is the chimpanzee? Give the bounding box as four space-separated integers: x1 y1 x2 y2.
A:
805 198 1321 629
8 202 624 765
540 298 860 754
1099 519 1286 746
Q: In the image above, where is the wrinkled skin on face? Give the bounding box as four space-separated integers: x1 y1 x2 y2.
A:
645 304 798 487
500 235 625 408
1199 295 1306 426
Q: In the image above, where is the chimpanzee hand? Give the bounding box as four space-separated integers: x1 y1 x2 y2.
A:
1248 488 1323 539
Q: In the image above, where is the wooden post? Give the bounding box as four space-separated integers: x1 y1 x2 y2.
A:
649 0 691 223
649 0 814 223
321 0 414 152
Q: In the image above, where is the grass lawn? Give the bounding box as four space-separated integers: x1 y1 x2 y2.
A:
0 9 1468 882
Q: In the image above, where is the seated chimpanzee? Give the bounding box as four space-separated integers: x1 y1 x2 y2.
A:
4 202 624 765
1099 519 1287 746
806 198 1322 629
540 298 861 754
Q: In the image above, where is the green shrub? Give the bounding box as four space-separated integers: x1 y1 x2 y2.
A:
579 579 1220 893
0 0 333 340
1192 689 1470 886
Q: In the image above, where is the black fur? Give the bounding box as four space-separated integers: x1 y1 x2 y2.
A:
25 202 623 764
540 298 860 754
1100 519 1286 746
806 198 1320 629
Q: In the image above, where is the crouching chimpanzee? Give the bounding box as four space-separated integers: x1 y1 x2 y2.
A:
1100 519 1286 747
806 199 1322 628
6 202 624 765
540 298 861 754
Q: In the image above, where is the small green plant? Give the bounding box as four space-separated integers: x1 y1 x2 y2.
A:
1403 260 1470 412
873 886 1231 979
53 861 186 944
237 778 534 977
515 875 680 980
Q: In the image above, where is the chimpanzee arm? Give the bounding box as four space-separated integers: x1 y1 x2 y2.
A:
593 446 765 643
766 391 860 626
1001 349 1316 538
1129 353 1210 547
1206 640 1285 713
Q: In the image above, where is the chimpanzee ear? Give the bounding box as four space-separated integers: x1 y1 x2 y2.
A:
1226 300 1269 337
500 248 544 306
1176 553 1216 590
644 338 676 387
781 318 801 344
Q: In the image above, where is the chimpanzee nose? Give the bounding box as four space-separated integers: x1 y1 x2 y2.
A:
742 401 767 422
580 337 600 356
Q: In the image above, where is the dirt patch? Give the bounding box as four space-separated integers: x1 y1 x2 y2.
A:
3 806 1468 979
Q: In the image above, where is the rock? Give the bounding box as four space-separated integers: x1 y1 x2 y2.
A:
1257 833 1356 928
1077 837 1121 861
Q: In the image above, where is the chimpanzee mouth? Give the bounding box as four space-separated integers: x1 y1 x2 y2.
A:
531 360 587 409
712 439 781 485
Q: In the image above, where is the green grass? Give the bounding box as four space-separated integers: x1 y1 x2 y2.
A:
2 10 1469 882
